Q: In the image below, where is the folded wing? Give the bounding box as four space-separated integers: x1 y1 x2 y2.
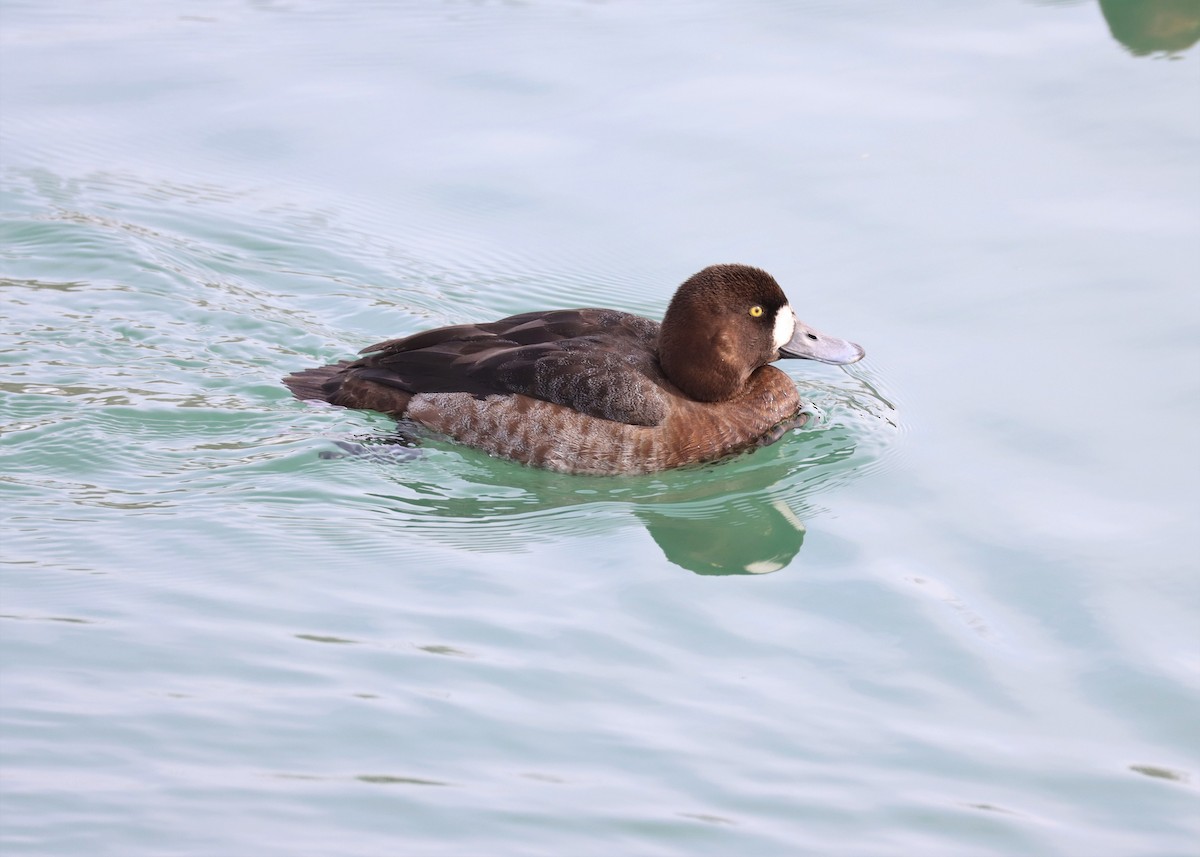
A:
345 309 671 427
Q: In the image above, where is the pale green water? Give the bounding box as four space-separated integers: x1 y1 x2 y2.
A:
2 1 1198 855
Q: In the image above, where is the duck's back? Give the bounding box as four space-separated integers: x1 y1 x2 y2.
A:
285 307 671 425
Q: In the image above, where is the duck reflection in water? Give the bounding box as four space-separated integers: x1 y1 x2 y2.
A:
1098 0 1200 56
634 496 807 576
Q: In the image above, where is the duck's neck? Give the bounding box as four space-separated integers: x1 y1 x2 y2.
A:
659 331 748 402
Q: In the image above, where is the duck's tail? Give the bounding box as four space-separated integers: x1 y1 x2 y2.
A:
282 361 351 402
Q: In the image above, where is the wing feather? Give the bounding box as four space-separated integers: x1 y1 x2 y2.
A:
343 309 670 426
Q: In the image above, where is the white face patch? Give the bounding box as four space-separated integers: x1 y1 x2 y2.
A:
772 305 796 351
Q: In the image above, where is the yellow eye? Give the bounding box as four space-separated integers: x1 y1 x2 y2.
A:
749 305 764 318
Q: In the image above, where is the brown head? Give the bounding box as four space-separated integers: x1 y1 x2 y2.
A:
657 264 864 402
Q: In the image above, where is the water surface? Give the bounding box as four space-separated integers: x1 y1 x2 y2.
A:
2 1 1198 855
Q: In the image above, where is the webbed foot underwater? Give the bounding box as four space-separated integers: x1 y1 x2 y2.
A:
284 264 864 475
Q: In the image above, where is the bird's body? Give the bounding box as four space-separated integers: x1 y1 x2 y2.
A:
284 264 864 474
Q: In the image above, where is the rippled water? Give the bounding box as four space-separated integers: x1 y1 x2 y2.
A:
2 2 1198 855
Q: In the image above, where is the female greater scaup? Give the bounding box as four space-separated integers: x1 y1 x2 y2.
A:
284 264 864 475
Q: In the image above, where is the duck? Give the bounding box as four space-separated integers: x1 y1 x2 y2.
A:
283 264 864 475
